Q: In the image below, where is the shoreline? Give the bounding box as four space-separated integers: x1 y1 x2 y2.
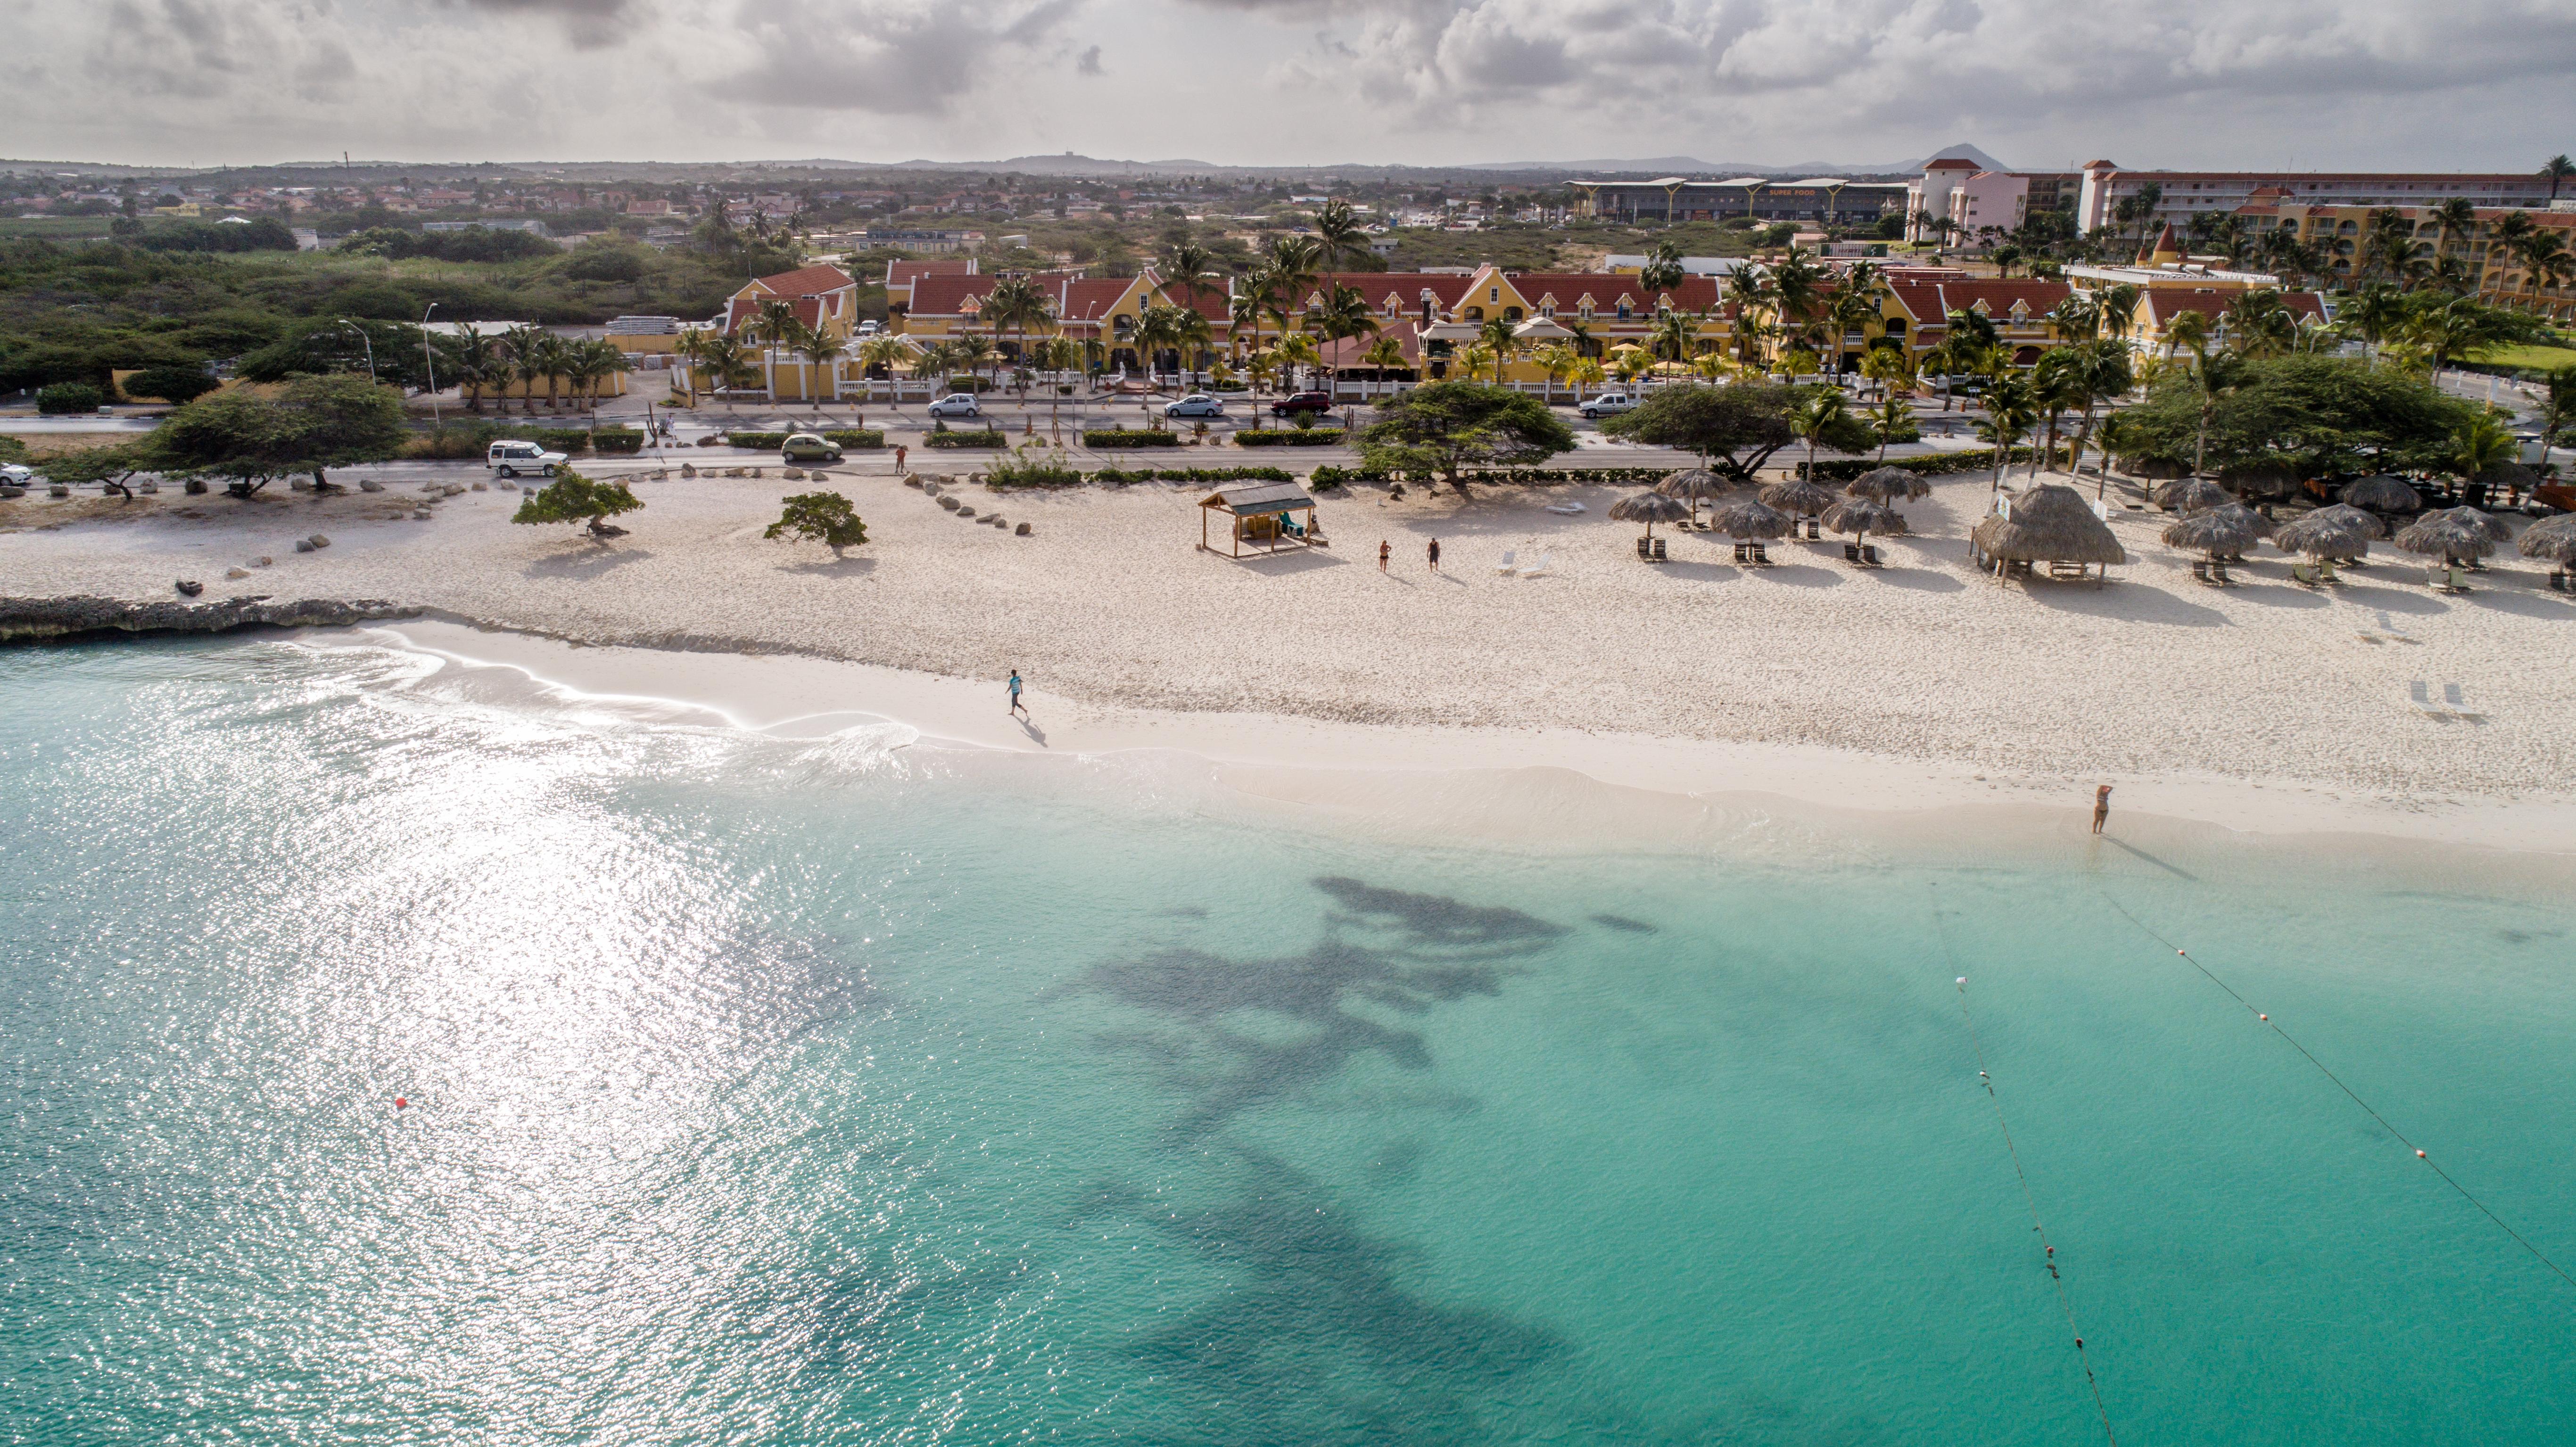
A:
358 618 2576 864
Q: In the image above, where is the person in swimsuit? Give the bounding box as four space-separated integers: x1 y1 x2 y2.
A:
1008 669 1028 717
2091 784 2112 834
1427 537 1441 572
1379 540 1390 572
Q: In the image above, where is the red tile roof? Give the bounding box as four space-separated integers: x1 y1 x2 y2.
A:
723 294 827 337
1506 272 1724 313
751 263 856 298
2142 290 2329 323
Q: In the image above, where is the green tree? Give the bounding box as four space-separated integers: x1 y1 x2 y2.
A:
1600 382 1800 480
38 440 153 500
2535 365 2576 473
512 468 644 539
766 491 869 551
1637 239 1687 292
1358 381 1574 492
2122 354 2482 481
147 375 410 497
1310 199 1370 271
118 365 219 405
1974 374 2042 488
2543 154 2576 204
1863 395 1918 461
1788 386 1870 480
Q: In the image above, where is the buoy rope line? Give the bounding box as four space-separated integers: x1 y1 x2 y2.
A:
2096 889 2576 1293
1930 900 2121 1447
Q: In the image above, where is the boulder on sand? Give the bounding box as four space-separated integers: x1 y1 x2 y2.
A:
293 539 315 553
359 479 384 493
1015 522 1032 535
308 534 330 548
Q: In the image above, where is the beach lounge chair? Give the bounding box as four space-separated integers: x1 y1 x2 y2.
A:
1842 542 1863 564
1495 550 1518 575
2409 681 2437 714
2549 569 2570 592
1636 536 1653 560
1733 542 1752 565
1651 536 1668 561
2291 561 2322 588
2444 683 2467 710
1525 552 1554 577
1863 544 1884 567
2209 559 2230 585
1544 502 1585 515
1751 543 1771 567
1804 519 1822 541
2190 559 2211 584
2047 560 2086 580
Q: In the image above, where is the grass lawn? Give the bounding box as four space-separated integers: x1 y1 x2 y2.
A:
2470 342 2576 372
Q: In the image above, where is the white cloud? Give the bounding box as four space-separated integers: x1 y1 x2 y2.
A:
8 0 2574 167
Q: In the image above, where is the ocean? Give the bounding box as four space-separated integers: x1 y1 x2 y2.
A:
3 634 2570 1445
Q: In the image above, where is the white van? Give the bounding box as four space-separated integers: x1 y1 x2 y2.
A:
486 440 569 478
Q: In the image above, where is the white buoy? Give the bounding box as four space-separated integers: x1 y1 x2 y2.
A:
1957 977 1967 986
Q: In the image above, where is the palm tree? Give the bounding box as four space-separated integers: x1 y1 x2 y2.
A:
670 326 713 407
1974 374 2040 490
1567 356 1606 403
1160 241 1218 303
2513 231 2573 314
1264 235 1324 338
497 325 546 415
1525 342 1574 404
2543 154 2576 204
1360 335 1409 400
1310 198 1368 271
1858 344 1915 400
568 339 630 413
1274 332 1322 396
950 333 995 388
1456 342 1497 386
2030 347 2086 473
1127 304 1183 420
2222 289 2297 359
2429 198 2478 266
1477 314 1519 385
1229 284 1270 365
1648 310 1695 368
1919 337 1967 411
1789 386 1851 483
790 320 841 411
2095 283 2143 345
2342 283 2409 364
447 324 500 413
977 273 1050 379
2484 211 2536 302
1166 303 1214 388
1244 347 1279 421
1864 394 1915 461
1315 284 1380 391
1033 336 1081 436
855 334 908 394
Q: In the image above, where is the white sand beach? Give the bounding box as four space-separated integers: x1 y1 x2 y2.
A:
5 463 2573 850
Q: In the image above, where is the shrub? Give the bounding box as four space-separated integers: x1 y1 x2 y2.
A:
511 469 643 538
405 421 504 459
37 382 106 415
1309 464 1674 487
988 445 1085 488
1092 465 1294 484
118 366 219 405
1793 446 2051 481
1084 428 1179 447
820 429 885 449
944 375 989 393
924 429 1006 448
724 432 789 448
1235 429 1345 447
591 427 646 455
528 428 592 454
766 492 868 549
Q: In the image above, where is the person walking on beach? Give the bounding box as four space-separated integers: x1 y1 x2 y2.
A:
1007 669 1028 718
1427 537 1441 573
1379 540 1390 572
2091 784 2112 834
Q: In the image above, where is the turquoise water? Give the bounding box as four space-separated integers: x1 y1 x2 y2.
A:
3 637 2572 1445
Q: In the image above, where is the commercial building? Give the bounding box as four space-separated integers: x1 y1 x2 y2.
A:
1568 178 1908 226
2075 163 2558 235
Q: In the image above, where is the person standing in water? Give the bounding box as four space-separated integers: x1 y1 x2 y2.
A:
1427 537 1441 573
2092 784 2112 834
1008 669 1028 718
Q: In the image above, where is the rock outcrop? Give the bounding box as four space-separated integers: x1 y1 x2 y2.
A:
0 595 419 644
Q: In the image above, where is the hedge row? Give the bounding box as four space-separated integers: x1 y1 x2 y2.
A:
404 422 601 460
724 429 887 449
925 429 1007 448
1092 466 1295 484
1083 429 1180 447
1794 445 2056 481
1309 465 1679 487
1234 429 1346 446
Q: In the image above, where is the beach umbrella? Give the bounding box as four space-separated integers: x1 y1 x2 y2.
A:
2129 457 2192 481
2150 477 2232 513
1820 498 1910 548
1655 467 1728 522
2515 513 2576 564
1758 477 1837 518
1609 490 1692 541
2161 503 2267 560
2424 503 2512 541
2273 504 2380 560
1712 499 1792 540
2393 509 2498 564
1969 484 2125 580
2218 459 2303 500
2339 474 2420 513
1846 466 1932 504
2472 460 2540 501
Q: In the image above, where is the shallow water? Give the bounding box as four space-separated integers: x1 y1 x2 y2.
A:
2 637 2571 1445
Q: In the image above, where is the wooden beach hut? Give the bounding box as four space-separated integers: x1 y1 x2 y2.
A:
1200 481 1323 557
1969 484 2125 586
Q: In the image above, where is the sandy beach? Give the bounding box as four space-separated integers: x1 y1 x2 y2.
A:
5 461 2573 850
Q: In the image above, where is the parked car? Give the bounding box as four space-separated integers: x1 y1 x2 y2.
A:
855 320 881 337
1577 392 1639 419
1270 390 1333 417
0 463 33 487
1164 393 1228 419
486 440 569 477
926 393 983 419
781 432 844 464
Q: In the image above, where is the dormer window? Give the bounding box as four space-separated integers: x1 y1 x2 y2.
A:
1616 300 1631 320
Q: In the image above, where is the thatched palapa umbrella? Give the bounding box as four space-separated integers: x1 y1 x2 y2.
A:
1845 466 1932 504
1610 490 1692 543
2219 459 2303 501
2161 503 2270 561
2426 504 2512 541
1758 477 1837 519
2516 513 2576 564
2340 474 2420 513
1820 498 1910 551
2394 509 2499 565
2473 460 2540 503
1655 467 1728 523
1713 499 1792 540
2274 504 2381 560
1968 483 2125 584
2151 477 2232 513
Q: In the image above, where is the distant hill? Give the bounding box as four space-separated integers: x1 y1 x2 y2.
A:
1455 142 2012 176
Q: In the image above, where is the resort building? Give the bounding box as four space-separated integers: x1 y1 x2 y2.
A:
719 263 861 342
2075 162 2559 234
2224 197 2576 317
1904 162 2081 243
1569 178 1908 227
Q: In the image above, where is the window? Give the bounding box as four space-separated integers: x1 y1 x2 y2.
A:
1616 300 1631 319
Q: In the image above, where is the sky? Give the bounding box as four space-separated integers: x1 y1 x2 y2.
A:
12 0 2576 172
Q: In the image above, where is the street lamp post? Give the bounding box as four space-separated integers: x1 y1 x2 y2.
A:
421 303 441 428
337 319 377 385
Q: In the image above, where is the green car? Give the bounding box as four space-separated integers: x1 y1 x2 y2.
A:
781 432 844 464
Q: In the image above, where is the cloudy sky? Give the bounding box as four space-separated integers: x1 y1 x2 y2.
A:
14 0 2576 171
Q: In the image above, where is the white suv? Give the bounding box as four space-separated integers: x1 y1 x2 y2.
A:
1578 392 1639 419
925 393 983 419
486 440 569 477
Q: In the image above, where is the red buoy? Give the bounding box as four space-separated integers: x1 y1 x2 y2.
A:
2259 1013 2268 1021
2417 1150 2427 1158
395 1097 408 1109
